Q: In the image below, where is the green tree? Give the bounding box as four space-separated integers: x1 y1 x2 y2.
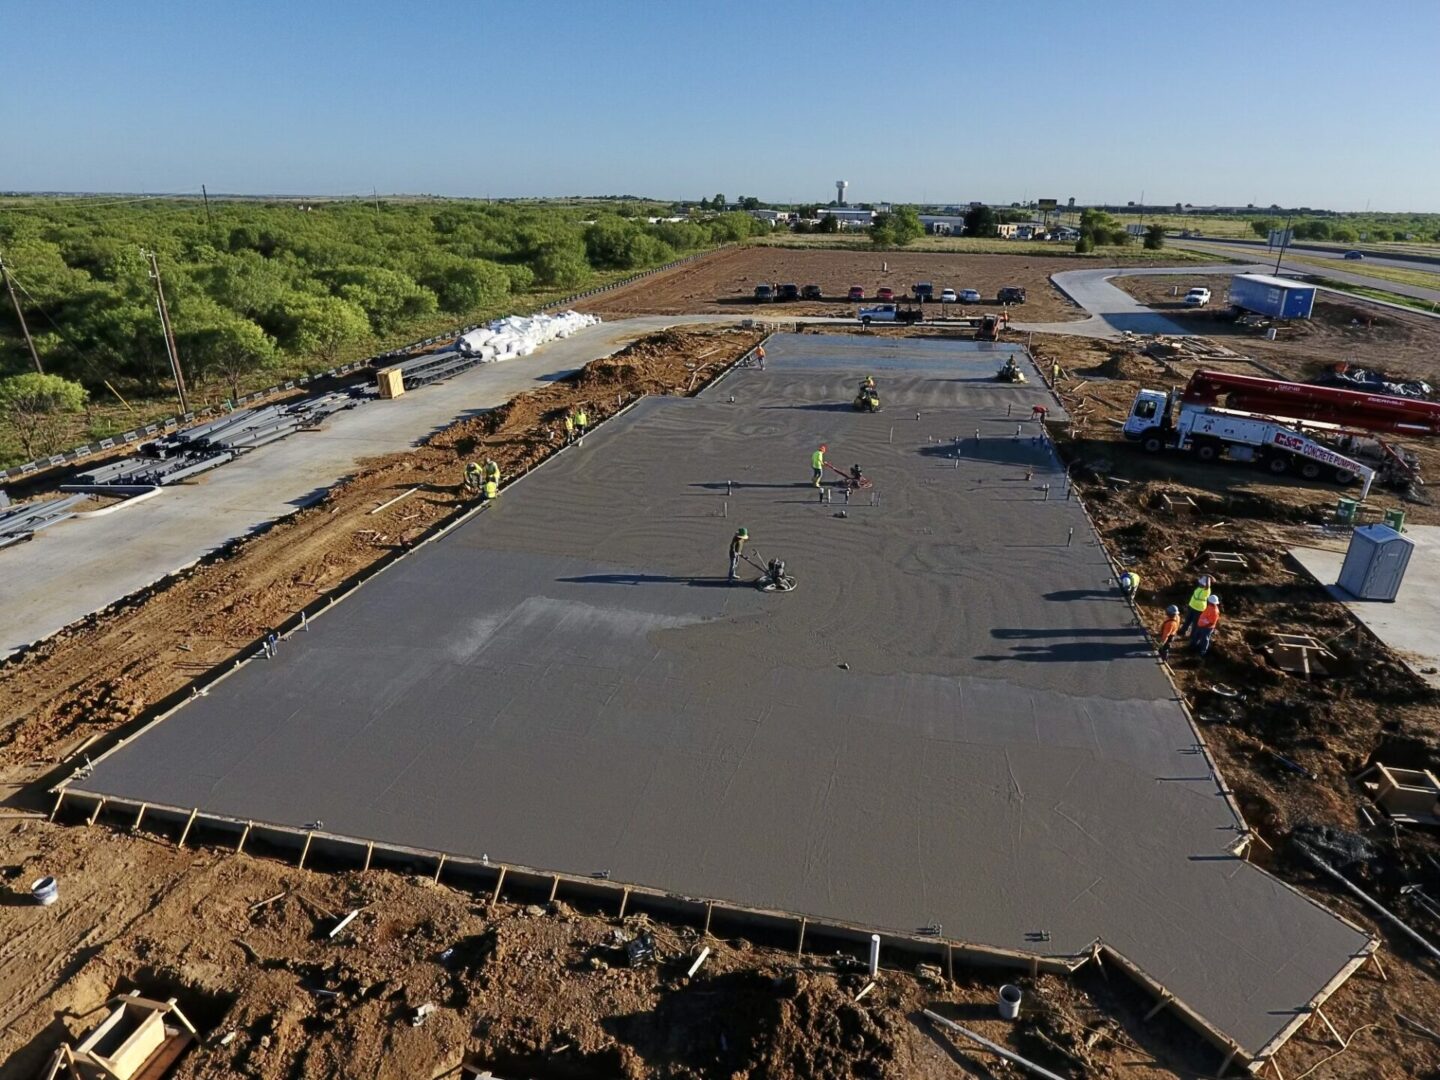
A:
871 206 925 248
816 213 841 234
0 372 88 457
416 256 511 314
284 296 371 365
1075 235 1095 254
964 206 998 238
183 309 279 400
1143 224 1166 250
712 194 726 210
1250 218 1280 238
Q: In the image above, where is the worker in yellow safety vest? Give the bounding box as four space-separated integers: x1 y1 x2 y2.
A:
1178 575 1212 637
484 459 500 486
811 443 828 487
464 461 483 492
483 478 499 502
563 413 575 443
575 407 589 436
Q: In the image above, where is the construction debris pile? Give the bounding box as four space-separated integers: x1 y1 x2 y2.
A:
69 391 362 489
0 493 87 548
1315 365 1434 399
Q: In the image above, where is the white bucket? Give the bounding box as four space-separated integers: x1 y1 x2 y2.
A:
31 875 58 906
998 984 1022 1020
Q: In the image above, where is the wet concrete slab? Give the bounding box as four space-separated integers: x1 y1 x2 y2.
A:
74 334 1370 1058
1291 525 1440 689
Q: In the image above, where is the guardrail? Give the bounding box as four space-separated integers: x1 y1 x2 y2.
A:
1 247 729 485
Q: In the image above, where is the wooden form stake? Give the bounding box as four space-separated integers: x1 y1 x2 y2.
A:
298 830 314 869
618 886 630 920
1216 1049 1237 1077
946 944 955 985
49 790 65 822
490 865 507 903
132 803 148 831
796 917 807 958
703 901 714 938
236 822 251 854
177 807 199 848
1315 1009 1344 1048
363 842 374 873
87 798 105 826
1143 993 1174 1021
548 874 560 903
1370 951 1387 981
433 854 447 885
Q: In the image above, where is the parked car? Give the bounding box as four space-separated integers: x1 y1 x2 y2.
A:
1184 287 1211 306
940 288 958 303
858 303 923 325
1343 251 1365 260
913 282 935 302
778 283 800 301
877 287 895 301
959 288 981 303
848 285 865 301
997 286 1027 304
754 284 774 302
801 284 823 300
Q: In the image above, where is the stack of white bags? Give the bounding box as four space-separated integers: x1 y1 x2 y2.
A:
455 311 601 362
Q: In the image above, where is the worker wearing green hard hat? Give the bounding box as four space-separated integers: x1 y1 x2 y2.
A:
729 528 749 581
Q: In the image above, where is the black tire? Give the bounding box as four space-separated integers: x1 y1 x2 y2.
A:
1267 454 1290 475
1333 467 1357 484
1194 441 1220 463
1299 460 1322 480
1141 433 1165 454
860 316 872 326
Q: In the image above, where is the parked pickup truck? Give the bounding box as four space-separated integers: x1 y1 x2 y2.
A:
913 282 935 302
997 286 1027 304
801 284 823 300
1183 287 1211 306
858 303 922 325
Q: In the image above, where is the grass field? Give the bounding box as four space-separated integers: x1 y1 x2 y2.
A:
1283 255 1440 292
754 234 1212 261
1312 277 1440 315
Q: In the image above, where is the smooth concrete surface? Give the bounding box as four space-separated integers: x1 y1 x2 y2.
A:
1291 526 1440 689
0 316 726 656
1015 264 1265 338
75 334 1369 1057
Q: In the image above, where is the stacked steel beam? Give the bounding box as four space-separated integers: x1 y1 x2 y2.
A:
0 494 88 548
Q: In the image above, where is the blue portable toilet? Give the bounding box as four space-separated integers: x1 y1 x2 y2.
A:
1337 524 1414 601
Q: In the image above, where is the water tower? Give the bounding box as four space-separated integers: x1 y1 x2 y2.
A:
836 180 848 206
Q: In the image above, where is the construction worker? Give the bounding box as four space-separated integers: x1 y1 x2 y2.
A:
1179 575 1213 637
811 443 828 487
755 344 766 369
1051 361 1062 385
862 374 876 392
729 527 749 580
1030 404 1048 422
464 460 484 492
483 477 499 503
563 412 575 443
575 406 589 437
1157 605 1181 661
1119 570 1140 599
1190 595 1222 657
484 458 501 486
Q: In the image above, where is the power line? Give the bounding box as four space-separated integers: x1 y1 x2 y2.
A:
0 253 43 373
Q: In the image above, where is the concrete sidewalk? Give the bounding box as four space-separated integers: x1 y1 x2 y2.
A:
0 317 717 656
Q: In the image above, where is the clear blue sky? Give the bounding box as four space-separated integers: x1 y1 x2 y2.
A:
4 0 1438 211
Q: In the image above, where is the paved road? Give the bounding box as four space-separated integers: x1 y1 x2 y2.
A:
1178 235 1440 272
0 316 729 656
1175 239 1440 306
1011 263 1248 338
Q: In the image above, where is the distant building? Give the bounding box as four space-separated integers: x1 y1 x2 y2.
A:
996 221 1048 240
818 208 875 229
919 214 967 236
749 209 795 226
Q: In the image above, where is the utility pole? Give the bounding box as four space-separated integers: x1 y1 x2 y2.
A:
143 250 190 414
201 184 213 229
1274 214 1294 276
0 253 44 374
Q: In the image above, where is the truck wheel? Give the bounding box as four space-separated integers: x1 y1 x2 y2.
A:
860 316 872 326
1141 433 1164 454
1299 461 1322 480
1194 442 1220 463
1266 455 1290 475
1333 467 1357 484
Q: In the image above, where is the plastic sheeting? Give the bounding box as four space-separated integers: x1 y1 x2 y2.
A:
456 311 601 360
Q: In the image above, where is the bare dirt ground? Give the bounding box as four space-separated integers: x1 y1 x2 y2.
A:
575 246 1108 323
6 315 1440 1079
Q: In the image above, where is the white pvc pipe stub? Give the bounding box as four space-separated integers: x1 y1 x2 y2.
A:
868 934 880 978
998 984 1022 1020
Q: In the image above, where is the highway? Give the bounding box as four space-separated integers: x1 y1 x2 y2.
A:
0 316 726 656
1173 238 1440 307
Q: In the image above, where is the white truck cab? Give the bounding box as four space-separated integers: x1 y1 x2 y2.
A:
1184 287 1211 306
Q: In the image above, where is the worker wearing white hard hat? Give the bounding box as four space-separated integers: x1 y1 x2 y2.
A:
1191 595 1222 657
1180 575 1213 637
